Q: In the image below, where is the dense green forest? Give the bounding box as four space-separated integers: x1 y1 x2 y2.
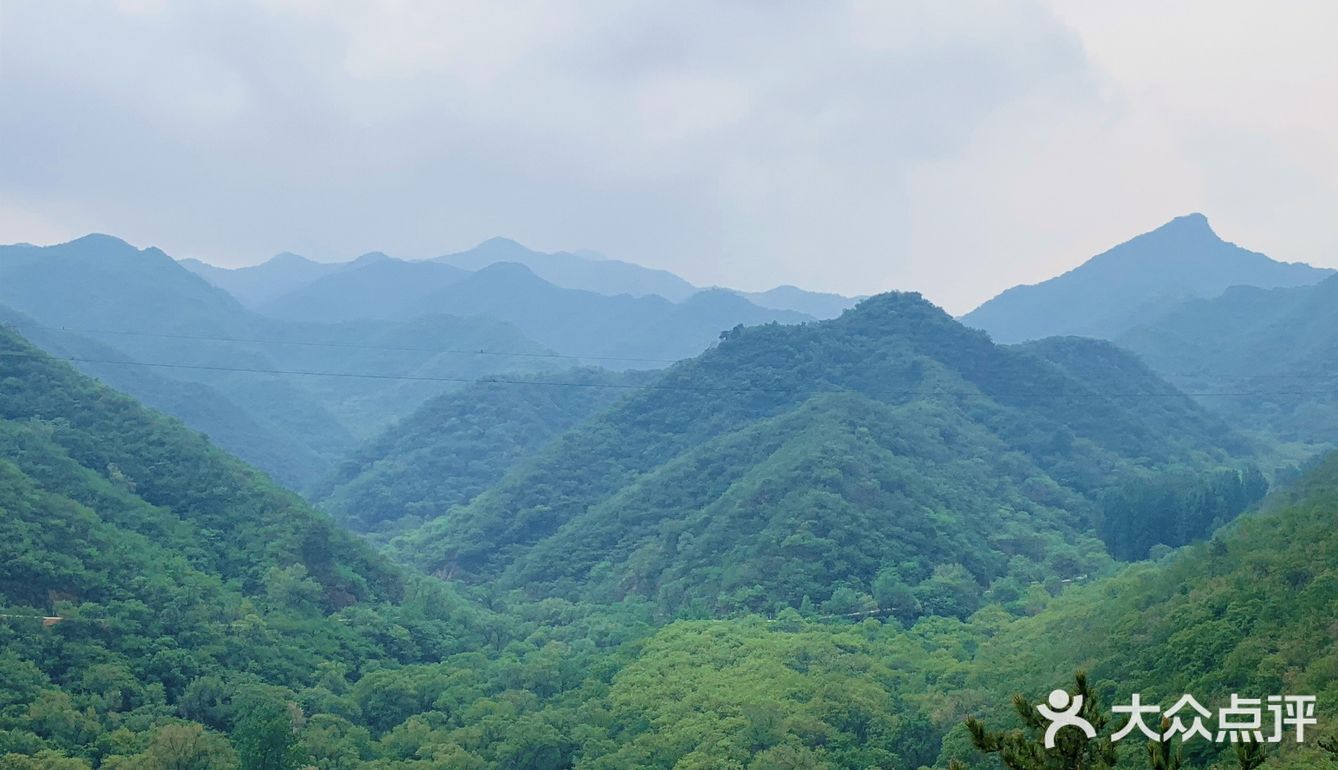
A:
312 368 653 535
393 292 1251 614
3 325 1335 769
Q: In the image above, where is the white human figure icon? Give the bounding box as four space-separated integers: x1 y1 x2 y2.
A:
1037 689 1097 748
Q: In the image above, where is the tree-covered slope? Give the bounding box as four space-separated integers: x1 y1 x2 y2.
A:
313 368 654 534
0 325 401 603
0 324 577 769
394 292 1250 615
1116 274 1338 449
2 317 1330 770
940 449 1338 768
962 214 1333 344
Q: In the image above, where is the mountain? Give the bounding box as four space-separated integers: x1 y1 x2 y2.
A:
437 236 701 301
0 303 332 488
1116 273 1338 448
312 368 655 534
410 264 815 362
181 251 348 307
943 449 1338 768
0 235 560 489
962 213 1334 343
263 257 815 364
392 291 1250 614
4 307 1332 770
736 285 863 319
0 325 402 607
259 257 470 322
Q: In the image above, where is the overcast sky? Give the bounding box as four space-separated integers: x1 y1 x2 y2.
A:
2 1 1335 313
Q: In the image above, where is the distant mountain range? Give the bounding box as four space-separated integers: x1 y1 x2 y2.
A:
256 256 814 363
0 234 833 488
0 235 560 488
962 213 1334 343
182 236 864 319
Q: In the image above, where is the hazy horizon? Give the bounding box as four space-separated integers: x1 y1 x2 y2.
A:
2 1 1335 313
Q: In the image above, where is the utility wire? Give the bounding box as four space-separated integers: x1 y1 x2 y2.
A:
1 348 1334 400
7 321 1336 381
2 321 681 365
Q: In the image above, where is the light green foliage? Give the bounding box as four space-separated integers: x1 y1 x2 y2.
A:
2 305 1334 770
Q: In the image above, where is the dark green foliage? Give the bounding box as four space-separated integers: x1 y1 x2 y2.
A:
965 672 1117 770
232 693 302 770
952 451 1338 769
1097 467 1269 560
313 368 652 534
4 265 1335 770
395 292 1248 614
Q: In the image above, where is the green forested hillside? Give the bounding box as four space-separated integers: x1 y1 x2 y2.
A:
0 325 624 770
313 368 653 534
394 292 1251 615
940 450 1338 769
1117 274 1338 450
2 320 1333 770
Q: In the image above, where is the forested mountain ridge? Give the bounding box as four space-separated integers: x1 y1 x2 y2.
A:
1117 273 1338 448
1 293 1330 770
0 303 333 490
962 213 1333 343
940 449 1338 769
0 325 400 603
394 291 1252 615
312 367 656 534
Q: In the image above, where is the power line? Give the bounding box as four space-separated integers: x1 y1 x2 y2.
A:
9 321 1336 383
4 321 681 365
2 348 1335 400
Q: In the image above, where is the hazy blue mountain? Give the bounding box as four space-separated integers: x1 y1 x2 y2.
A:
181 250 348 306
260 257 471 322
394 291 1249 613
0 235 562 489
0 303 334 488
1117 273 1338 447
410 263 815 363
962 213 1334 343
437 236 700 300
737 284 863 319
